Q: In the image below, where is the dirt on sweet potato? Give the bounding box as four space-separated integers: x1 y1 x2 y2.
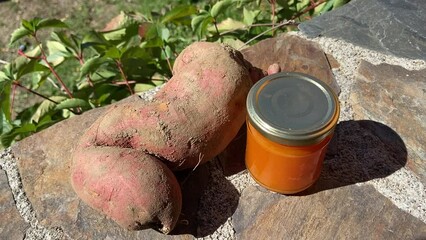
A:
70 42 253 234
71 147 182 234
79 42 253 170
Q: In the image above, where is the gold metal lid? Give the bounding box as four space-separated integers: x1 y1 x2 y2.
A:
247 72 340 146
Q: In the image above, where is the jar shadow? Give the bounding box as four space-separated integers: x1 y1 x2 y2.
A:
297 120 408 195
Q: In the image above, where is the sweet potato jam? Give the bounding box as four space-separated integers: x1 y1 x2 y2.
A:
246 121 333 194
245 72 339 194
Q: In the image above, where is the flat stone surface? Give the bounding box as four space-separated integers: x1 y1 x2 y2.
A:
231 118 426 239
242 34 340 94
233 184 426 240
350 61 426 184
2 34 425 239
10 97 204 239
299 0 426 60
0 169 29 239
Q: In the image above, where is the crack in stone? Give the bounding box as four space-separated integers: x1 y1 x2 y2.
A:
0 148 64 240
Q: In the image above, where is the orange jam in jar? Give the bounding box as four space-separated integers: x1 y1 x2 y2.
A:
245 72 340 194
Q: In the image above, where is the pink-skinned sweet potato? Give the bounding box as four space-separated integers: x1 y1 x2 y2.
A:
78 42 252 170
70 42 253 233
71 147 181 233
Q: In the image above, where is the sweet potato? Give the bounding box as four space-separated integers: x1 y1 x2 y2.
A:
71 147 181 233
70 42 252 233
79 42 252 170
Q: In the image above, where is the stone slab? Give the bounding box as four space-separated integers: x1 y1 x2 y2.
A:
299 0 426 60
0 169 29 239
10 98 204 239
233 184 426 240
242 34 340 94
350 61 426 184
219 34 341 176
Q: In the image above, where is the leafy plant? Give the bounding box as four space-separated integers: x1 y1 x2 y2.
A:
0 0 349 148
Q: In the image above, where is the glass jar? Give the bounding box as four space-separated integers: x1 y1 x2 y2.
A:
245 72 340 194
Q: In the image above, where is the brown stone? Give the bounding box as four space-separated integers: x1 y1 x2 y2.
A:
219 34 340 176
350 61 426 184
233 184 426 239
0 170 29 239
242 34 340 95
10 98 207 239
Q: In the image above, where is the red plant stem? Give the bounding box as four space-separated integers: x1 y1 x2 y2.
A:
161 46 173 75
292 0 326 20
13 81 78 114
33 35 74 99
13 81 58 104
115 60 134 94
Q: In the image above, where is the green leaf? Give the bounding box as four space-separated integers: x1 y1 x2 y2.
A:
208 18 245 32
10 27 32 45
102 28 127 41
191 14 213 39
17 59 49 79
24 46 42 58
82 31 110 51
211 0 234 18
21 20 34 31
30 96 66 123
0 82 11 122
191 14 208 31
134 80 164 92
35 114 61 132
243 8 260 26
36 19 68 30
121 46 151 60
0 110 13 136
104 46 122 59
89 68 117 82
160 27 170 41
79 56 108 79
54 98 91 110
0 71 9 81
1 123 36 147
161 5 197 24
51 31 79 56
333 0 350 8
46 41 73 57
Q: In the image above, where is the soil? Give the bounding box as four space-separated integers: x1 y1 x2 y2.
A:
0 0 124 60
0 0 136 116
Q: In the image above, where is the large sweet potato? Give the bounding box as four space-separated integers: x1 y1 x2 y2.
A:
71 147 181 233
70 42 253 233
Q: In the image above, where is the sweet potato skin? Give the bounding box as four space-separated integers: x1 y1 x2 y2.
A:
81 42 252 170
71 147 181 233
70 42 252 233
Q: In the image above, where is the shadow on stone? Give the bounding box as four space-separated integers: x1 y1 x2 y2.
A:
169 160 240 238
218 125 248 177
299 120 407 195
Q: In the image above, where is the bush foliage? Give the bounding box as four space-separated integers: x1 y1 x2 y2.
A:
0 0 349 148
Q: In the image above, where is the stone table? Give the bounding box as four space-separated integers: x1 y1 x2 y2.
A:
1 16 426 240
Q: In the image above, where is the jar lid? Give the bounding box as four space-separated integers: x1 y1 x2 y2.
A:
247 72 339 146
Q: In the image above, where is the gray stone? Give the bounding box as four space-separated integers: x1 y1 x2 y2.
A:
0 169 29 239
299 0 426 60
350 61 426 184
233 184 426 240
